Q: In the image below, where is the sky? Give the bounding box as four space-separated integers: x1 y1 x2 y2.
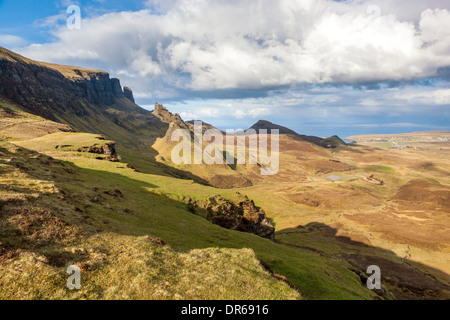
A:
1 0 449 137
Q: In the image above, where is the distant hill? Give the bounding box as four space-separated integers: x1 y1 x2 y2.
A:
249 120 346 148
250 120 299 135
318 135 347 149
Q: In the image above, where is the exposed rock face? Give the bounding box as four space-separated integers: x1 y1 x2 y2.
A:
186 120 224 134
110 78 125 98
78 142 117 158
123 87 135 103
0 46 132 121
186 196 275 239
152 102 186 128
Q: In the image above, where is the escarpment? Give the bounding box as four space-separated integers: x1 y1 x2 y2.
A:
0 47 135 121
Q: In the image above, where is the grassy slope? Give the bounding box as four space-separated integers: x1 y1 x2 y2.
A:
2 106 448 299
0 140 298 300
0 98 74 141
2 132 378 300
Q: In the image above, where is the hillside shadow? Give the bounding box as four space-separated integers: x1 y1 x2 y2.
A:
419 161 450 176
276 222 450 300
340 145 385 153
1 144 449 300
120 145 211 186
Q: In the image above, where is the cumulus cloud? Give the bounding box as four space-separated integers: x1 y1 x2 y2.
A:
15 0 450 98
0 34 27 47
11 0 449 136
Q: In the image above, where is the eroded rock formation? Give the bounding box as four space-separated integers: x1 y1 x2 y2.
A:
186 196 275 239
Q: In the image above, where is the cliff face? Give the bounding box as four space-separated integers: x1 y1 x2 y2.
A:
123 87 135 103
0 47 135 121
0 46 166 150
0 51 134 120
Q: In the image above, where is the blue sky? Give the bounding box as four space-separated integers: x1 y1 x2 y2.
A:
1 0 450 137
0 0 146 45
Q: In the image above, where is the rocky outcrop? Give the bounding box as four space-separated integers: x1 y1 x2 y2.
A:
123 87 135 103
78 142 118 160
0 46 133 121
186 196 275 239
110 78 125 98
152 102 186 128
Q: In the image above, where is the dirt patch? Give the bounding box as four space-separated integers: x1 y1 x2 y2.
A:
44 250 84 267
0 242 22 262
145 236 166 245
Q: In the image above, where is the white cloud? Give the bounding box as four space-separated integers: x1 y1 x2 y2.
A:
178 105 271 120
395 88 450 105
0 34 27 47
14 0 450 100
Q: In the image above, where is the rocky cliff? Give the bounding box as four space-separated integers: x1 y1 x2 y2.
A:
0 46 166 149
0 47 135 121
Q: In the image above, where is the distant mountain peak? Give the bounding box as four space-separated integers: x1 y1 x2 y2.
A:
248 120 347 148
250 120 298 135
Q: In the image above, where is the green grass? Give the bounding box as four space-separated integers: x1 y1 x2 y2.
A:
364 165 396 174
1 134 380 300
15 132 115 152
0 233 300 300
